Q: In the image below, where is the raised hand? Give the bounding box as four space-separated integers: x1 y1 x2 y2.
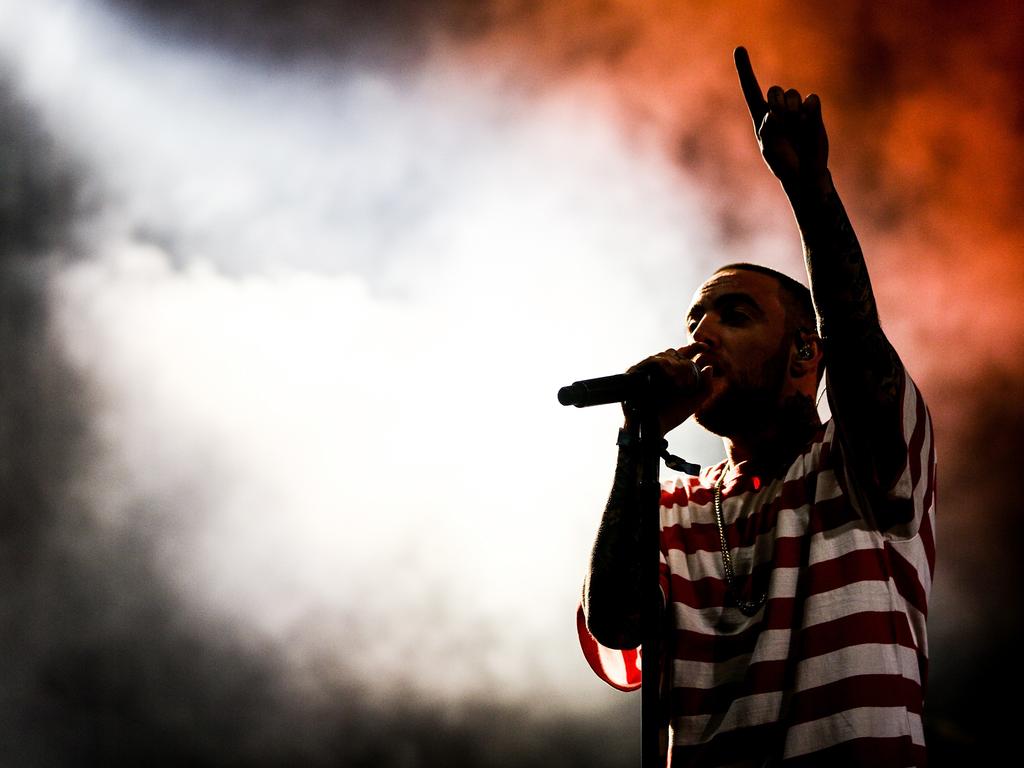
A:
734 46 829 188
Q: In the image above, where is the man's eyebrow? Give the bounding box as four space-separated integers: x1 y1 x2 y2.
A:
713 292 765 316
686 291 765 325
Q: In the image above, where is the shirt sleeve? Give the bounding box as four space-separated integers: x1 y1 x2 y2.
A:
575 602 642 691
829 367 937 540
576 482 677 692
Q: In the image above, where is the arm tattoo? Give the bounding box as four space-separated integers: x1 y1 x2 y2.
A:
788 174 906 491
583 445 644 649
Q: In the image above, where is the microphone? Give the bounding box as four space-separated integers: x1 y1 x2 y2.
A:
557 361 700 408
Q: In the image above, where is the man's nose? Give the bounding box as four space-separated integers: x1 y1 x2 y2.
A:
690 315 718 347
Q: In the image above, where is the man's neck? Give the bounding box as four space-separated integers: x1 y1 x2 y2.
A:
723 393 821 478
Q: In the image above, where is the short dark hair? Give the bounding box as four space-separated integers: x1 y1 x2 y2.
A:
713 262 816 333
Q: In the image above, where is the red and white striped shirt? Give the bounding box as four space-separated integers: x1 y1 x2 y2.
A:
579 371 936 766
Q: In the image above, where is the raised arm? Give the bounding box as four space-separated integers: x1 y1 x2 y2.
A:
733 47 907 503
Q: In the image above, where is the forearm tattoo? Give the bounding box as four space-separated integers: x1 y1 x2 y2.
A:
584 446 644 648
794 177 901 409
791 175 905 486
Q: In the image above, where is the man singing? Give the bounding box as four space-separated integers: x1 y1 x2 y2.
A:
579 47 936 766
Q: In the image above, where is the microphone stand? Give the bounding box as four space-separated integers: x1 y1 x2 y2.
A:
561 370 691 767
628 403 665 768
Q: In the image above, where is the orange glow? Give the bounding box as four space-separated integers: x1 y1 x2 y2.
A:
447 0 1024 479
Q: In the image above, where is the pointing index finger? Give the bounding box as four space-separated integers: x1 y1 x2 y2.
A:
734 46 767 128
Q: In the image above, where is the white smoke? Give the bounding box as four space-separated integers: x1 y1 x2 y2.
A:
4 0 748 712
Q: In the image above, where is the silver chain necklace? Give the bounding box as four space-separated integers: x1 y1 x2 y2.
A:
714 467 767 616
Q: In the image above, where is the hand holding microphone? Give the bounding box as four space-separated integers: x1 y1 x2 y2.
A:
624 344 714 437
558 344 714 437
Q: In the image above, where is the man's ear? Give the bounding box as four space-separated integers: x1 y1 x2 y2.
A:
790 329 822 378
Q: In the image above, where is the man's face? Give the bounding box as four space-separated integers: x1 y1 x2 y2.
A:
685 269 792 437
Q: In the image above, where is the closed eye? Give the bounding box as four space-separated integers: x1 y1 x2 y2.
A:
721 308 751 325
685 310 703 334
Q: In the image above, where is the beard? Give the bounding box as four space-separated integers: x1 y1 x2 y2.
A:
693 339 791 439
